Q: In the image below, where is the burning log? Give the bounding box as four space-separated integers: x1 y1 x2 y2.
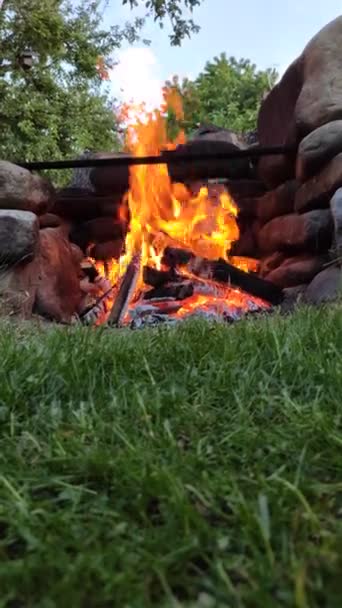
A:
187 256 283 305
107 252 141 326
161 247 193 268
143 281 194 301
79 285 115 325
143 265 179 287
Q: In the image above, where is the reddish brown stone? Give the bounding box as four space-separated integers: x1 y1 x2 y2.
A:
259 252 286 277
35 228 82 322
256 180 297 225
89 239 124 261
230 228 256 257
70 217 126 251
265 255 327 288
295 153 342 212
39 213 62 229
257 210 333 254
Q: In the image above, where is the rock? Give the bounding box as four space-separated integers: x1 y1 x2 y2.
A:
295 17 342 138
70 217 126 252
265 254 327 288
330 188 342 259
168 130 252 183
230 228 256 257
227 179 266 199
256 180 297 225
52 188 117 222
70 244 84 266
35 228 82 322
296 121 342 181
257 59 302 187
0 161 54 214
190 124 247 148
0 258 39 318
258 209 333 254
283 284 307 301
90 152 130 196
0 210 39 264
257 17 342 187
259 252 286 277
39 213 62 229
89 239 124 261
305 266 342 304
295 153 342 212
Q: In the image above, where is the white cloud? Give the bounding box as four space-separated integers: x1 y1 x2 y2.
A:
110 47 164 111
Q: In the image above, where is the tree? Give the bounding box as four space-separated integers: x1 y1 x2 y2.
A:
0 0 203 185
166 54 278 135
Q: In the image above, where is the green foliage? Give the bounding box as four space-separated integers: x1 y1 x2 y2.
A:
124 0 202 45
0 0 203 186
167 54 278 134
0 306 341 606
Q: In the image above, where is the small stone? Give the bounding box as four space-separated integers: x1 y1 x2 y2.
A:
305 266 342 304
258 210 333 254
0 161 54 214
295 153 342 212
296 121 342 181
330 187 342 259
0 209 39 264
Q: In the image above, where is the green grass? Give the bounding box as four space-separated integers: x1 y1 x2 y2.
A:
0 307 341 608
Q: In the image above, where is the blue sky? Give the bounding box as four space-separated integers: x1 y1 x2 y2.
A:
104 1 342 108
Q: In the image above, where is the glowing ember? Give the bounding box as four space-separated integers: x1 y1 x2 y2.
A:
92 88 265 324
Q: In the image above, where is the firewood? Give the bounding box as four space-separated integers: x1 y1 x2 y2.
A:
143 281 194 300
107 252 141 326
143 265 180 287
161 246 193 268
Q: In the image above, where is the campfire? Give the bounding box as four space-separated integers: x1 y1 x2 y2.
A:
81 91 280 328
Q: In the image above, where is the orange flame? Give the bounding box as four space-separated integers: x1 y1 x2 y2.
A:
94 88 262 320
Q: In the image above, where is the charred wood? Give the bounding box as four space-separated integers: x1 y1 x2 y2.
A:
143 281 194 301
161 246 193 268
187 256 283 305
107 252 141 326
143 265 180 287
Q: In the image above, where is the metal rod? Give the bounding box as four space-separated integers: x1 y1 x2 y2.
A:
18 145 295 172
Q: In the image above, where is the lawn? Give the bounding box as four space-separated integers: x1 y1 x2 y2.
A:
0 307 341 607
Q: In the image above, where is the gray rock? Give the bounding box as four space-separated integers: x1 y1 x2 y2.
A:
0 210 39 265
265 254 327 288
256 180 297 225
305 266 342 304
296 121 342 181
295 153 342 212
0 161 54 214
330 188 342 260
257 209 333 254
0 257 39 319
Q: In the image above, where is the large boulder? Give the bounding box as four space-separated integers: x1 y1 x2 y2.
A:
0 161 54 214
296 121 342 181
70 217 126 252
257 17 342 187
0 209 39 264
257 209 333 254
295 153 342 212
257 60 302 188
34 228 82 323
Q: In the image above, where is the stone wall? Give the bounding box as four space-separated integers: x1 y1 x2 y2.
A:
231 16 342 305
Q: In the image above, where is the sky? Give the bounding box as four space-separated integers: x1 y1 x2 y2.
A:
104 0 342 109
